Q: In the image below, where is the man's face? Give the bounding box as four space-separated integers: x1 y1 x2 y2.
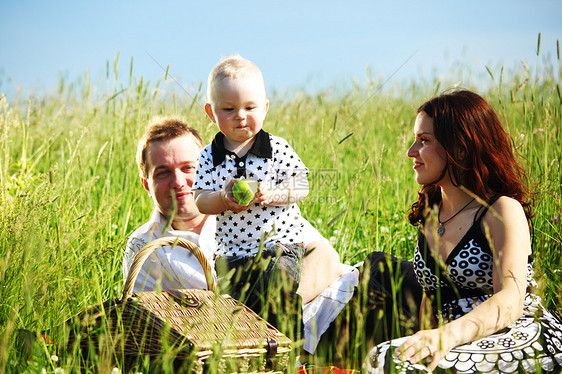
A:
142 135 202 223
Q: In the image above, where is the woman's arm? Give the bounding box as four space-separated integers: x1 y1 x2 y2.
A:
418 293 436 329
397 197 531 371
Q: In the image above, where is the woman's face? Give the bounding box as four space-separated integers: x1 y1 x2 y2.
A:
406 112 449 186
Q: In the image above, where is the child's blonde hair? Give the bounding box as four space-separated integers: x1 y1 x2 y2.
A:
206 54 266 104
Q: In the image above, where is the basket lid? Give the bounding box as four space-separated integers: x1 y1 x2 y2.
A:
127 289 291 352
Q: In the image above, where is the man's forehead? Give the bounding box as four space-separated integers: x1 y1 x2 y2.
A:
147 135 202 168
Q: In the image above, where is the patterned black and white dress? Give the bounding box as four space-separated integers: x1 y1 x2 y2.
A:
365 197 562 373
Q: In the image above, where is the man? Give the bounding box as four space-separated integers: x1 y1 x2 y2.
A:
123 117 421 367
123 117 216 292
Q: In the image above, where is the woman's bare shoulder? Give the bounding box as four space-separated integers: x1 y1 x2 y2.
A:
487 196 526 219
483 196 531 256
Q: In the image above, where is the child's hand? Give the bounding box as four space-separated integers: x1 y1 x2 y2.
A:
222 179 251 212
254 182 272 206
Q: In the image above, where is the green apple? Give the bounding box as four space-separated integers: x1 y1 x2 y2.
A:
232 179 258 206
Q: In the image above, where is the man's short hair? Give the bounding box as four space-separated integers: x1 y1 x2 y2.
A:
206 54 265 104
137 116 204 179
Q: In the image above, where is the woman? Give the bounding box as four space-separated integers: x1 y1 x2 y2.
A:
365 90 562 373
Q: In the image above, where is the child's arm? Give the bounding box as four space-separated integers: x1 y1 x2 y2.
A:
194 180 249 214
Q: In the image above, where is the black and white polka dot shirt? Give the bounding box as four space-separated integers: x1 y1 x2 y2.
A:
194 130 308 258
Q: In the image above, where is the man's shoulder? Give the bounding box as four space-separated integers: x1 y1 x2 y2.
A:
123 217 161 275
126 219 160 251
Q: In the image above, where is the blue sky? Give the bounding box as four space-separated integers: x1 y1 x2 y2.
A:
1 0 561 99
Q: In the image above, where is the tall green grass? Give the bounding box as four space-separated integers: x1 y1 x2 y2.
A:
1 42 560 372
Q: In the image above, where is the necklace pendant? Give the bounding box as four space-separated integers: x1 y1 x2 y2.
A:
437 225 445 237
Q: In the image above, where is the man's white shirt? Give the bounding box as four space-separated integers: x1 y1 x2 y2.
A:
123 209 217 293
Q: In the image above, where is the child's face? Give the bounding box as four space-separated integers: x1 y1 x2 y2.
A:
205 74 269 149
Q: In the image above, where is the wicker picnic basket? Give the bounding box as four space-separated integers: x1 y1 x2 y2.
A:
65 237 292 373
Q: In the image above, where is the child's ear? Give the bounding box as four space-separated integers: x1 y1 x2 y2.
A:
205 104 216 123
265 99 270 114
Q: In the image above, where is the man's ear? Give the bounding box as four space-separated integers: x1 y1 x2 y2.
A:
205 103 216 123
141 177 151 196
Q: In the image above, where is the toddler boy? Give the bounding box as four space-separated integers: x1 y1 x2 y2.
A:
193 55 310 335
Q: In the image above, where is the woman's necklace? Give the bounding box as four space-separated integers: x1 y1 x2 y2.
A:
437 198 475 236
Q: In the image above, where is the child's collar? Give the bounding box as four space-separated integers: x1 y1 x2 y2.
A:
211 130 272 167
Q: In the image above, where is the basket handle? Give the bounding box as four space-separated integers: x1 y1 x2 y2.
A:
122 236 216 300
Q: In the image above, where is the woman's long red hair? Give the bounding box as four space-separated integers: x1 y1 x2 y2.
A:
408 90 532 225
